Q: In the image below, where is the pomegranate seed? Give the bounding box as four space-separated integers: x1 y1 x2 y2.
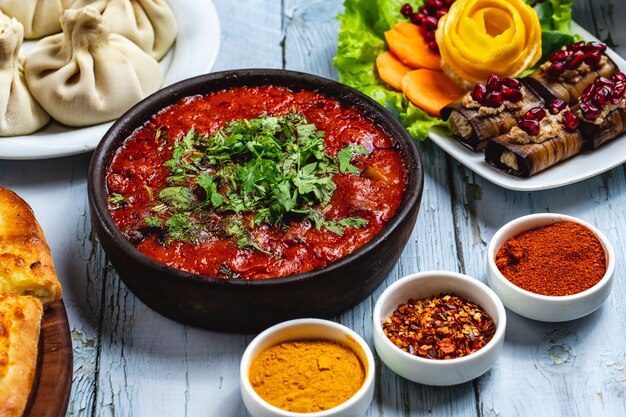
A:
471 83 487 103
549 99 567 115
423 16 439 30
595 76 615 89
583 50 602 67
501 87 523 103
401 3 414 17
427 41 439 53
562 111 579 132
435 9 448 19
525 107 546 121
425 0 440 13
502 78 522 90
518 119 540 136
549 50 569 62
610 83 625 104
587 41 607 53
411 12 424 25
582 84 596 102
443 0 455 6
425 30 436 41
565 50 585 69
486 74 501 92
613 72 626 82
580 101 601 120
547 61 565 78
568 41 586 52
595 86 611 106
484 91 504 108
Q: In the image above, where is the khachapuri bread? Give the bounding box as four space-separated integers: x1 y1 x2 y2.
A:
0 292 43 417
0 186 61 307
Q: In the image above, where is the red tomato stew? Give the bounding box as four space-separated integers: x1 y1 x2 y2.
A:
106 86 407 280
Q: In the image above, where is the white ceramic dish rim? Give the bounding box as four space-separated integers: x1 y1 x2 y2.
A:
487 213 616 302
0 0 221 160
240 318 375 417
428 22 626 191
372 271 507 366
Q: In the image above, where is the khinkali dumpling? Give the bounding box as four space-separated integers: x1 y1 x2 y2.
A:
0 14 49 136
0 0 74 39
25 7 163 127
71 0 177 60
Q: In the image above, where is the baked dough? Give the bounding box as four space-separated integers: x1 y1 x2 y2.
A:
0 292 43 417
0 187 61 306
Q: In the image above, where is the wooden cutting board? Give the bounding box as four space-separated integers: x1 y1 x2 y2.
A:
23 300 73 417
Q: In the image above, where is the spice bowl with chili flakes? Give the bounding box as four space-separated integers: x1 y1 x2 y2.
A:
240 318 375 417
487 213 616 322
372 271 506 386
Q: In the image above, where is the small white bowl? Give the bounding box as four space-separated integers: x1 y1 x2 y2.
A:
487 213 615 322
372 271 506 386
240 318 375 417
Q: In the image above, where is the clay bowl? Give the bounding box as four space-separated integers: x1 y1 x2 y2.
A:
88 69 423 332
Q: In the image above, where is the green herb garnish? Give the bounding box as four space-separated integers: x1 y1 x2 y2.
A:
108 193 126 205
147 113 369 249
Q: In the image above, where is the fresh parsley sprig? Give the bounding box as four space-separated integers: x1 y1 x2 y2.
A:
145 113 370 249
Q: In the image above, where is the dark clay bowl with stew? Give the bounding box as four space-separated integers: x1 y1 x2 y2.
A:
88 69 423 332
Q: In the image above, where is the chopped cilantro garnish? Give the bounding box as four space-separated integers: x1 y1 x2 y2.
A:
147 113 368 248
108 193 126 205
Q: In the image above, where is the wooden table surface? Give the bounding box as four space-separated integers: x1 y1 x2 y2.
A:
1 1 625 416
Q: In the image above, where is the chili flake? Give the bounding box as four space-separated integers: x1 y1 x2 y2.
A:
382 294 496 360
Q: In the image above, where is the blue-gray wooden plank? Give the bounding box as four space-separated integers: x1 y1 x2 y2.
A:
0 1 624 416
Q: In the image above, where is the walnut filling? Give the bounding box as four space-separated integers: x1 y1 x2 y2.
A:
461 93 521 116
578 95 626 125
509 111 566 144
540 55 609 84
500 151 519 171
449 111 474 138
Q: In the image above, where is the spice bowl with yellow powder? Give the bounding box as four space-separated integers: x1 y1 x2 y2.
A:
373 271 506 386
487 213 616 322
240 318 375 417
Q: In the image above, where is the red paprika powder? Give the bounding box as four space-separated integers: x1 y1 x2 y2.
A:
495 221 606 296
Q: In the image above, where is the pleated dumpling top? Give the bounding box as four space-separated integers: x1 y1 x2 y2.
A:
0 0 74 39
71 0 177 60
24 7 163 127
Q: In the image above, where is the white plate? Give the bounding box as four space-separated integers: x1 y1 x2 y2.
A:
428 22 626 191
0 0 221 160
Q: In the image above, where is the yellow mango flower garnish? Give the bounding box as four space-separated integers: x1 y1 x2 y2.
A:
436 0 542 87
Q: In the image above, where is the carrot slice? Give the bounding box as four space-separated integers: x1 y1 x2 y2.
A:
401 69 464 116
384 21 441 70
376 51 412 90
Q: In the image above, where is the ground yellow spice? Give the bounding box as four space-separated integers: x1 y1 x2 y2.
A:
248 339 365 413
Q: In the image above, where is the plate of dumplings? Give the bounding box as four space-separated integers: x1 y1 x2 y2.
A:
0 0 220 160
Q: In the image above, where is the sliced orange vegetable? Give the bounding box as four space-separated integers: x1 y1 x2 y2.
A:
401 69 464 116
384 21 441 70
376 51 412 90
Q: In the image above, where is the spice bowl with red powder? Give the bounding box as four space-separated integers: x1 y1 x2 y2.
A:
372 271 507 386
240 318 375 417
487 213 615 322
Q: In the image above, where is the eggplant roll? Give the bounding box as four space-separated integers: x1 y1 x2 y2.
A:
579 106 626 149
485 130 584 177
524 57 618 105
440 85 544 151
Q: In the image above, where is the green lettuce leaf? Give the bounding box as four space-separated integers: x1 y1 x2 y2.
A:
334 0 578 141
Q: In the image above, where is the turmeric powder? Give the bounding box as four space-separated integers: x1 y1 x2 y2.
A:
248 339 365 413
